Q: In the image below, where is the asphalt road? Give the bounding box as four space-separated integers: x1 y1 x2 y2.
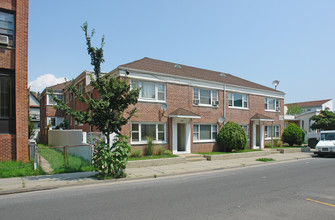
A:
1 157 335 220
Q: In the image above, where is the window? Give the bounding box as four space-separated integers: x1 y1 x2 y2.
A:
265 97 280 112
240 124 249 140
0 11 15 47
193 124 217 141
65 93 69 104
50 118 56 127
229 93 248 108
131 123 166 143
47 94 63 105
265 125 280 139
131 81 165 102
301 120 305 130
193 88 219 106
78 83 84 94
0 71 15 133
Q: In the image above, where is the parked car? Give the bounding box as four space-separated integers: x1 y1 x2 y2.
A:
314 131 335 157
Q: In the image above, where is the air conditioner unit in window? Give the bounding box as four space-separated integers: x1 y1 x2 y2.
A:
276 106 280 112
212 100 219 106
0 35 9 46
193 100 199 105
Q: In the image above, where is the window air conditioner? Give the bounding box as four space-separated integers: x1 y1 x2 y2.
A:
193 100 199 105
213 100 219 106
0 35 9 46
276 106 280 112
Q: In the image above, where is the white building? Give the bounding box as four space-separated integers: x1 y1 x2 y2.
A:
284 99 333 139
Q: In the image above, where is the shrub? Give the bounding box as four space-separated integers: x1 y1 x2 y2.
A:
163 150 172 156
92 135 130 179
144 136 154 156
281 124 304 146
265 142 272 148
130 149 141 158
216 121 247 152
156 146 165 156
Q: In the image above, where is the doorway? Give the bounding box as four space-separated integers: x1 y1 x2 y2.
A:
256 125 260 147
177 123 186 151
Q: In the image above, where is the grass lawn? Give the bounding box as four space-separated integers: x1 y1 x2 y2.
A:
38 144 94 174
196 149 259 155
0 160 44 178
256 158 275 162
128 155 178 161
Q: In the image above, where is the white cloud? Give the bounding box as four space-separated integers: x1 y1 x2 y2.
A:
29 74 67 92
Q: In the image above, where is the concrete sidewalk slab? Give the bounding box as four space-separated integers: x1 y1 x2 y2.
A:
0 151 314 196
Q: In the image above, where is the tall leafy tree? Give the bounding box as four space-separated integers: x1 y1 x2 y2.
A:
286 104 303 115
310 110 335 131
50 22 139 144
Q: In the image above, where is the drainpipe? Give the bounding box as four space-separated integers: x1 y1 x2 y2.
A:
271 121 274 148
223 84 226 124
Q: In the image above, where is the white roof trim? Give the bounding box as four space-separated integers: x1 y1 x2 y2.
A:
169 115 201 119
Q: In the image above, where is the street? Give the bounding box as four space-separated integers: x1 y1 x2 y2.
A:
1 157 334 220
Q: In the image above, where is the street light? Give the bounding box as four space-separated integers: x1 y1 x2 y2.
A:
272 80 280 90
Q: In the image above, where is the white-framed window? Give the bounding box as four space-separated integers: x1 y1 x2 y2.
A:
193 88 219 106
131 80 165 102
301 120 305 130
47 94 63 105
46 117 63 128
193 124 218 142
229 93 248 109
131 122 166 143
265 97 280 112
265 125 280 139
240 124 249 140
0 11 15 47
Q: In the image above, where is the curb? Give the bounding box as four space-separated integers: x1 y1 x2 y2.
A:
0 153 314 196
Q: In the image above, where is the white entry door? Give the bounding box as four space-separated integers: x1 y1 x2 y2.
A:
172 118 191 154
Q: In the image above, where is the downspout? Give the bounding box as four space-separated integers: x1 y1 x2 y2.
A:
223 84 226 124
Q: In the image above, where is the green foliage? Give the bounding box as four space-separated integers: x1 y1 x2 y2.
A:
28 116 36 139
286 104 303 115
256 158 275 162
273 139 281 147
50 22 139 144
38 144 93 174
0 160 43 178
144 136 154 156
156 146 165 156
130 149 141 158
216 121 247 152
310 110 335 131
92 135 130 179
281 124 304 146
163 150 172 156
59 118 69 129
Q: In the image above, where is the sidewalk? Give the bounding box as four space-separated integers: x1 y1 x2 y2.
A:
0 151 314 196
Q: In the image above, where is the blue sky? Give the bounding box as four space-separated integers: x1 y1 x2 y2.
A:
28 0 335 105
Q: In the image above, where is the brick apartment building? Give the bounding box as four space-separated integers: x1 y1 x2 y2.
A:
0 0 29 161
39 82 67 144
41 57 285 153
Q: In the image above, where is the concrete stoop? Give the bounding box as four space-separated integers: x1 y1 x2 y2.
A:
180 154 207 162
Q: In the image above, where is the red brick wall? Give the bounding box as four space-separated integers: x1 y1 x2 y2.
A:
0 0 16 11
0 0 29 162
0 49 15 69
0 134 16 160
